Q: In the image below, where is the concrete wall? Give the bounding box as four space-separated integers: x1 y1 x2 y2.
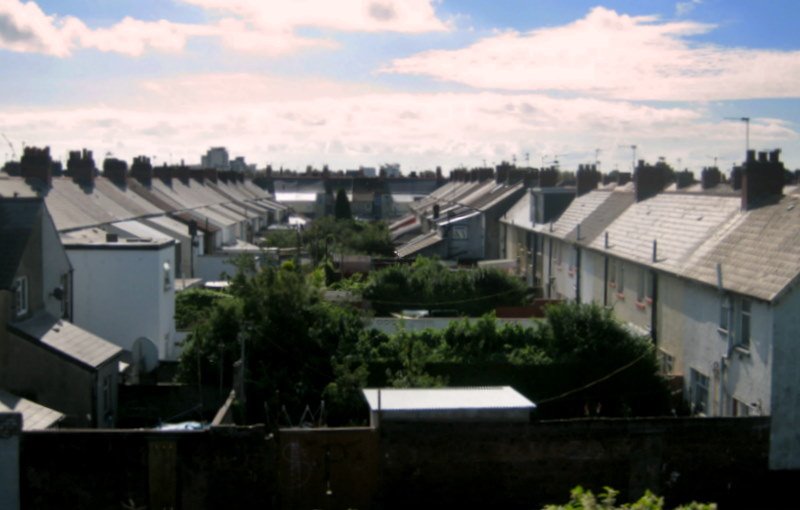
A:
769 285 800 469
68 245 177 360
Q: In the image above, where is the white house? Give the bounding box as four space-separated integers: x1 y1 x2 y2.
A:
61 227 177 366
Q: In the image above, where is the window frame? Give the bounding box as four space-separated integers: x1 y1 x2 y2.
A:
690 368 710 416
451 224 468 240
719 294 730 335
13 276 28 318
738 299 751 349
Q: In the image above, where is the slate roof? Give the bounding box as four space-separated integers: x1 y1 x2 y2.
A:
0 198 41 289
362 386 535 411
9 312 122 369
683 194 800 302
542 190 636 245
396 231 443 258
0 389 64 430
586 192 743 275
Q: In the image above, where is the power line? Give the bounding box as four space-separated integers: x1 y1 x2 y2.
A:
535 351 650 405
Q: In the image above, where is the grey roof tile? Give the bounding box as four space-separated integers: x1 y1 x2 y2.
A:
9 312 122 369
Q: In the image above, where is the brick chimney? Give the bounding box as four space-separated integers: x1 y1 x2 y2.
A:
204 168 218 183
675 170 694 190
495 162 513 184
67 149 96 185
742 149 785 210
522 169 538 188
538 168 559 188
102 158 128 186
576 164 601 196
20 146 53 187
191 169 204 184
701 167 721 189
153 164 171 183
171 163 191 184
634 160 670 202
130 156 153 186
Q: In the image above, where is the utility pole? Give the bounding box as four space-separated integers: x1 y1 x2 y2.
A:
725 117 750 157
618 145 637 172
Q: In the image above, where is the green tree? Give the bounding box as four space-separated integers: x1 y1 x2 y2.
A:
334 188 352 220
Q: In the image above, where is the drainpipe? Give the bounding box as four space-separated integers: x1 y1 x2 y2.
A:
547 237 553 298
603 257 609 307
650 271 658 344
575 247 582 304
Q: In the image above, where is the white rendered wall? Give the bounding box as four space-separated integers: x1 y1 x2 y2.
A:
67 245 176 361
769 286 800 469
40 211 72 318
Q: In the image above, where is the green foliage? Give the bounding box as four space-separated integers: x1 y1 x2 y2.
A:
179 262 368 422
174 288 232 329
542 486 716 510
362 256 527 316
334 188 352 220
260 228 300 249
305 216 394 258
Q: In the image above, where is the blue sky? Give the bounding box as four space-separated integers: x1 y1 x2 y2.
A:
1 0 798 173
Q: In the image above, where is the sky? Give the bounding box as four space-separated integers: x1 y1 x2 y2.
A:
0 0 799 175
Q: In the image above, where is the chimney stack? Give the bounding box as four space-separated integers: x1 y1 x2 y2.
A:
742 149 785 210
701 167 721 189
67 149 96 185
102 158 128 186
20 146 53 187
130 156 153 186
191 169 205 184
538 168 559 188
634 160 671 202
171 163 191 184
576 164 601 196
675 170 694 190
204 168 218 183
154 163 171 183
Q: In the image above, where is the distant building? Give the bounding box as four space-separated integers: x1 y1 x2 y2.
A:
201 147 230 171
380 164 401 178
230 156 254 173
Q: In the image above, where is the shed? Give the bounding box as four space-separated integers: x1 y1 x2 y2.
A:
361 386 535 427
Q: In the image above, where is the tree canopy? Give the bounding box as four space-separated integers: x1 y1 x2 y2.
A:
334 188 352 220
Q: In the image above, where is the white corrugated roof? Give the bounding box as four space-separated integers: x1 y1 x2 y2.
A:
362 386 535 411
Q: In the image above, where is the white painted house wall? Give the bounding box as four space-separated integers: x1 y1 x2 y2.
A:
41 211 72 319
769 285 800 469
67 245 177 361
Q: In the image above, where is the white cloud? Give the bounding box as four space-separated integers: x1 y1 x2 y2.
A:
0 0 448 58
4 73 796 172
676 0 702 16
178 0 449 33
383 6 800 101
0 1 198 56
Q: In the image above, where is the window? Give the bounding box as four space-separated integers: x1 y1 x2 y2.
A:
636 267 646 303
617 261 625 294
452 225 468 240
163 261 172 291
738 299 751 349
719 295 730 334
13 276 28 317
608 258 616 287
645 272 654 302
690 368 710 416
658 350 674 375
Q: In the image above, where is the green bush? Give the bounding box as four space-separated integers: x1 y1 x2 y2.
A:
543 486 716 510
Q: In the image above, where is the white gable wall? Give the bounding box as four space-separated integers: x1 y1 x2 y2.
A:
67 245 177 361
